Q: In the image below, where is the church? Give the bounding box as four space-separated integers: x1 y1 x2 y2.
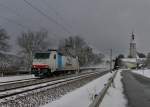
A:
129 32 137 58
121 32 138 69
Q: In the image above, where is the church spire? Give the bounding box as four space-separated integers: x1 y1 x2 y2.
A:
132 32 135 40
129 32 137 58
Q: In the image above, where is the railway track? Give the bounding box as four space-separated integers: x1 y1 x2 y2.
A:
0 70 108 102
0 68 107 89
0 70 106 92
0 78 37 85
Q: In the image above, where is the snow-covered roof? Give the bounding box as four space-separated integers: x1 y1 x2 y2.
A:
122 58 146 63
121 58 137 63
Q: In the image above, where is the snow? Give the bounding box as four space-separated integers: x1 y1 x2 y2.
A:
0 74 35 82
100 70 127 107
92 63 110 69
41 70 128 107
41 72 112 107
132 69 150 78
122 58 137 63
81 63 109 72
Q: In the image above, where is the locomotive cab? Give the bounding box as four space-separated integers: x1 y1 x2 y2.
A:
31 50 61 77
31 52 51 77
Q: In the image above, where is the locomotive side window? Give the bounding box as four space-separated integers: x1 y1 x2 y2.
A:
54 54 56 59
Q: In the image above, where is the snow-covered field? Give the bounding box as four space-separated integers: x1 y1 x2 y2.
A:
0 74 35 82
42 72 112 107
132 69 150 78
100 70 127 107
91 63 110 69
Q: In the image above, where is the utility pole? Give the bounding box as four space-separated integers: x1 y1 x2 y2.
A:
110 49 112 73
76 56 80 74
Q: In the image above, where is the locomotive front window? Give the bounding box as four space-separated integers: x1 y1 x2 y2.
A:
34 53 50 59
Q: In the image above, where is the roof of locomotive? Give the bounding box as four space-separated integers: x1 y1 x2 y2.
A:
35 49 77 58
34 49 63 55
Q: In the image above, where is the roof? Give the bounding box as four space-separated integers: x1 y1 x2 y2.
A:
121 58 137 63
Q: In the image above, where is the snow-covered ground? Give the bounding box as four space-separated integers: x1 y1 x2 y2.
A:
41 72 112 107
0 74 35 82
132 69 150 78
42 70 127 107
92 63 110 69
100 70 127 107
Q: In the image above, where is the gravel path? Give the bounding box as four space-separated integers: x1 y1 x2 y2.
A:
122 70 150 107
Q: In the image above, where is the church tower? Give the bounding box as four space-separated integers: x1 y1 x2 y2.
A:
129 32 137 58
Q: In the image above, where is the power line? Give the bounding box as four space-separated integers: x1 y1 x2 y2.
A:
0 3 23 18
42 0 74 34
23 0 72 35
0 3 34 30
0 3 45 29
0 2 63 38
0 15 63 42
0 15 30 30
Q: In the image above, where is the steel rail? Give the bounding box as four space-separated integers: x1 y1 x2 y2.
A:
0 78 37 85
0 71 108 100
0 70 107 92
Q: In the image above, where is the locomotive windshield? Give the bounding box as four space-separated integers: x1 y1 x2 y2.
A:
34 53 50 59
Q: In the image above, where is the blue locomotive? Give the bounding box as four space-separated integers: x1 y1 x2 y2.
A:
31 49 79 77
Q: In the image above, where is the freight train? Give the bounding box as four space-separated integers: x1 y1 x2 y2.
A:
31 49 79 78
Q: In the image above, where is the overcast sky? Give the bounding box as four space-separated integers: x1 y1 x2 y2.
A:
0 0 150 56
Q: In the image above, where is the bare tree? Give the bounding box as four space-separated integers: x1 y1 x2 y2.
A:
137 52 146 58
59 36 87 66
0 28 10 53
17 29 50 70
59 36 104 66
0 28 10 76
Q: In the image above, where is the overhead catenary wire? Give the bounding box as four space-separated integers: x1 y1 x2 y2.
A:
0 3 23 19
23 0 72 35
42 0 74 34
0 15 30 30
0 2 63 40
0 3 46 30
0 3 36 31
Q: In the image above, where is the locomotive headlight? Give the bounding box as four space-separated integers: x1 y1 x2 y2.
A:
32 65 35 68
